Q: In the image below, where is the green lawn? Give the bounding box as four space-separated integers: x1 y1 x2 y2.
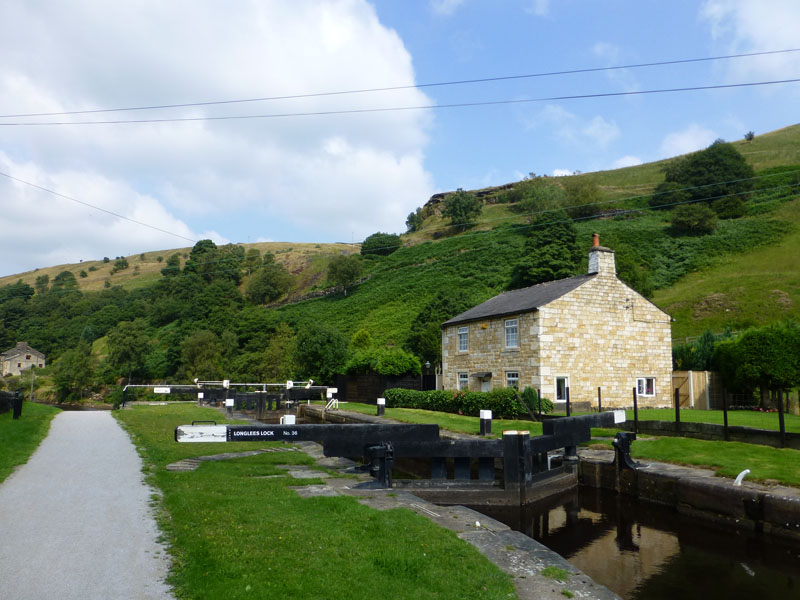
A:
631 436 800 485
628 408 800 433
0 402 61 483
115 404 515 600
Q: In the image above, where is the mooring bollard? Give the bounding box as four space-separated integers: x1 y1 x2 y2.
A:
479 409 492 435
376 397 385 417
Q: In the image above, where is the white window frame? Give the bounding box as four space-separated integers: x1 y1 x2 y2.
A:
637 377 656 397
458 372 469 391
504 318 518 348
555 376 569 402
505 371 519 390
457 326 468 352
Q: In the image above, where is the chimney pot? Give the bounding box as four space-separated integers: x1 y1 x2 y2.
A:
592 233 600 247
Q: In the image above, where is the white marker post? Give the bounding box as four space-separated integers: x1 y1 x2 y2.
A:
377 397 386 417
479 410 492 435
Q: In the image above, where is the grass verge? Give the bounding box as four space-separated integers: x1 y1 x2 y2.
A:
626 408 800 433
115 404 515 600
0 402 60 484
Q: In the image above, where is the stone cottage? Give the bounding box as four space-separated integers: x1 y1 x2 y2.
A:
441 235 672 408
1 342 46 377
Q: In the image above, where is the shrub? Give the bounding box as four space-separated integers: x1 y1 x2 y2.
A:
361 232 402 256
521 386 554 414
671 204 717 235
384 387 527 419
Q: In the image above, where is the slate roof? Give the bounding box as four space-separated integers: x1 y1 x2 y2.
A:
442 274 596 327
1 341 45 360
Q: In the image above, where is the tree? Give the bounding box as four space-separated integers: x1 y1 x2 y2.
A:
441 188 482 231
244 248 261 271
405 289 475 366
651 140 754 216
562 177 601 219
51 271 78 291
245 253 292 304
53 342 95 401
261 322 297 381
670 204 717 235
327 254 363 294
508 210 580 290
106 319 150 380
293 324 347 383
349 329 373 351
514 181 569 225
744 131 755 142
160 253 181 277
35 274 49 295
406 207 424 232
361 232 402 256
180 329 223 380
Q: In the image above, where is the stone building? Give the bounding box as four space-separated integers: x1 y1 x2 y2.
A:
1 342 46 377
441 235 672 408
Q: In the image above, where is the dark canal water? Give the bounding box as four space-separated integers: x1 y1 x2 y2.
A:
472 488 800 600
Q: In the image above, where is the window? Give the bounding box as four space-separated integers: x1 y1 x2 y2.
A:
505 319 518 348
506 371 519 389
637 377 655 397
458 326 468 352
25 354 31 360
556 377 569 402
458 373 469 391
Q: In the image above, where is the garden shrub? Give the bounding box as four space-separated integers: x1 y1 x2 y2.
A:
384 387 527 419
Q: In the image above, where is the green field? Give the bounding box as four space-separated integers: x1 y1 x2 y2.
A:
0 402 60 483
115 404 514 600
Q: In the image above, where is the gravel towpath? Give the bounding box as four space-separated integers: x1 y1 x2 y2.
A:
0 411 173 599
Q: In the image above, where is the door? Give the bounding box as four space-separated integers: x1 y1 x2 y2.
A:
480 379 491 392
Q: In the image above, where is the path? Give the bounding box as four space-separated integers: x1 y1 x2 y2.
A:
0 411 173 600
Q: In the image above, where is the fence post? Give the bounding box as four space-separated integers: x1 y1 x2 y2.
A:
12 390 22 420
597 387 602 412
722 388 729 441
566 386 571 417
778 389 786 448
632 387 639 434
674 387 681 435
537 388 542 419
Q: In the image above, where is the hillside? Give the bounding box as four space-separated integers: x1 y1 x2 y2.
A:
2 123 800 386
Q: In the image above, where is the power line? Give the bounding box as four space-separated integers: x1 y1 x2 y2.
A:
0 171 197 244
2 78 799 127
1 48 797 119
2 176 797 299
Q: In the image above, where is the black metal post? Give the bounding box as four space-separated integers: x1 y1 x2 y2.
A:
597 387 602 412
632 387 639 434
12 390 22 420
674 387 681 435
778 389 786 448
722 388 729 441
566 386 571 417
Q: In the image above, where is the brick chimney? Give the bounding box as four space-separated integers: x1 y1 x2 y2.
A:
587 233 616 277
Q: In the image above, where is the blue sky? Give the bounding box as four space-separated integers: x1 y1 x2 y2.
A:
0 0 799 276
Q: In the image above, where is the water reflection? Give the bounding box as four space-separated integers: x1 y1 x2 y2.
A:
471 488 800 600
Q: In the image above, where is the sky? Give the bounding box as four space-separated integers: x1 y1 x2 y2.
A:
1 0 799 277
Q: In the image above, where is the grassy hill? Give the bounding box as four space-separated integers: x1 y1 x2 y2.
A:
3 123 800 348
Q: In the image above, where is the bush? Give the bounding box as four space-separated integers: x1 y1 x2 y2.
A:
671 204 717 235
384 387 527 419
345 348 421 376
521 386 554 414
361 232 402 256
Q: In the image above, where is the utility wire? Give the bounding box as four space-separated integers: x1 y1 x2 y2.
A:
2 78 800 127
1 176 798 298
0 171 197 244
1 48 797 119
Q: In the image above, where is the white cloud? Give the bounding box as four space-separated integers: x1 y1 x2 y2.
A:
660 124 717 158
0 0 434 275
611 155 643 169
553 169 572 177
526 0 550 17
430 0 465 16
529 105 619 149
700 1 800 83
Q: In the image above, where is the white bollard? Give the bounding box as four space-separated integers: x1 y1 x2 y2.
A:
377 397 386 416
280 414 296 425
480 409 492 435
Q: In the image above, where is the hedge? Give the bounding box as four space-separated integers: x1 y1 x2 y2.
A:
384 387 527 419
